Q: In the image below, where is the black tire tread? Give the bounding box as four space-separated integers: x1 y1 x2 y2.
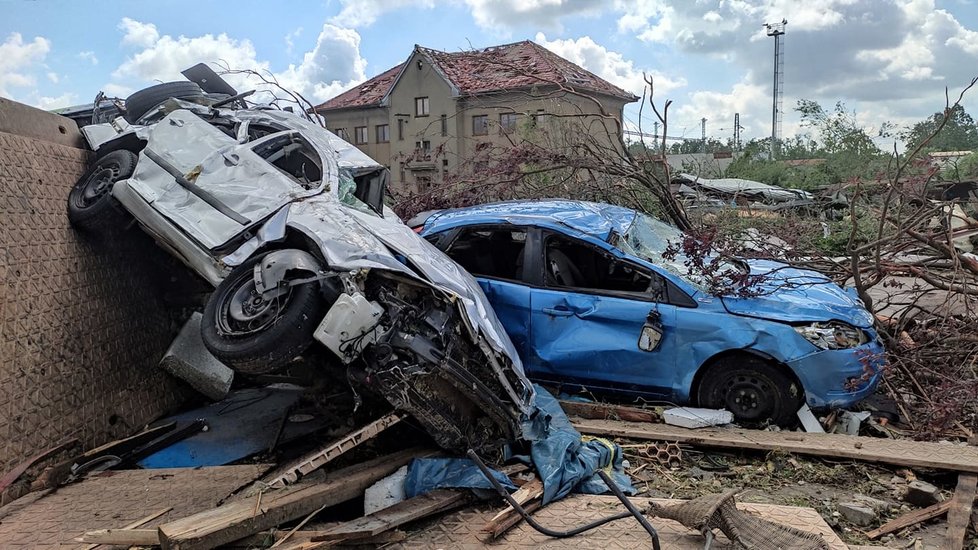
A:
201 253 325 375
67 149 137 232
125 81 204 122
695 355 802 427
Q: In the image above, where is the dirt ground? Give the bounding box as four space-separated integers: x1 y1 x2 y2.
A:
619 440 969 548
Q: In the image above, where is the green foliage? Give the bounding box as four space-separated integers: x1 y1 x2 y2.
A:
816 213 879 256
941 152 978 181
903 105 978 153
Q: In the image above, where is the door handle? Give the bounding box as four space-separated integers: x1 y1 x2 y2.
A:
542 306 574 317
222 152 240 166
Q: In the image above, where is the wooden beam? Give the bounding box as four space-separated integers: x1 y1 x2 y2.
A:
482 479 544 539
81 507 172 549
265 413 404 488
157 447 432 550
559 400 659 423
73 528 158 546
310 489 468 542
573 419 978 473
943 473 977 549
866 501 952 540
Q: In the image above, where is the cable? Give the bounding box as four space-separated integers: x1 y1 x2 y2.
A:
466 449 661 549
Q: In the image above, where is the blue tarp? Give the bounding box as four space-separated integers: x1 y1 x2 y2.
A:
403 385 633 505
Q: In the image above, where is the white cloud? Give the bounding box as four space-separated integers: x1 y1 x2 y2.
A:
118 17 160 48
34 92 76 110
46 72 59 84
285 27 303 55
534 32 686 97
330 0 435 27
0 32 51 97
674 78 770 139
109 19 368 105
274 23 368 102
464 0 603 33
78 51 98 65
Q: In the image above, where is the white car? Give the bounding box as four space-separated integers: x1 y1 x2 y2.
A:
67 81 534 457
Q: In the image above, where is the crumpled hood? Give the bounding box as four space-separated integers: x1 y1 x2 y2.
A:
720 259 875 328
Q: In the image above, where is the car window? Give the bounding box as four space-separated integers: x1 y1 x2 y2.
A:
444 227 527 281
252 132 322 190
544 233 667 299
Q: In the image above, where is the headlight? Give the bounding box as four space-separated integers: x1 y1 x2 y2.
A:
794 322 868 350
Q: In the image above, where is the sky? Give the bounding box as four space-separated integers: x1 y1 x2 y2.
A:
1 0 977 147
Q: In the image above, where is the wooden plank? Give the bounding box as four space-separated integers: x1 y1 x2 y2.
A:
310 489 468 542
484 479 543 528
266 413 404 488
486 499 542 539
157 447 432 550
81 507 172 549
866 501 952 539
943 473 977 549
573 419 978 473
0 439 77 493
73 528 158 545
559 400 659 423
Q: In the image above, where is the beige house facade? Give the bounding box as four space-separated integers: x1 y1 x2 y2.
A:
313 41 638 194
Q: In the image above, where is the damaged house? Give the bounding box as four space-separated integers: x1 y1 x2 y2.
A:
312 40 638 193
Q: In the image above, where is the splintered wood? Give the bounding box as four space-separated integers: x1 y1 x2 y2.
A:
573 419 978 473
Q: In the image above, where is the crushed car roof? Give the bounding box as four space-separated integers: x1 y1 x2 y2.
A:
425 200 639 242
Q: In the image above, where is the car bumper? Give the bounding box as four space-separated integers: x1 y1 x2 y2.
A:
786 339 886 410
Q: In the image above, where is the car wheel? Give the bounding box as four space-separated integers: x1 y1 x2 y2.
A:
124 81 204 122
67 149 137 232
695 356 802 427
201 252 327 375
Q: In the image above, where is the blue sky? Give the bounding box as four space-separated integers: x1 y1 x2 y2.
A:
2 0 977 146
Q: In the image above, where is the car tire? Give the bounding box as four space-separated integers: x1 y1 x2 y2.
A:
124 81 204 122
695 356 802 427
67 149 137 232
201 251 326 375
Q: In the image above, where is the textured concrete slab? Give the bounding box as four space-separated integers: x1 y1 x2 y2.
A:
0 464 268 549
0 122 188 474
395 495 848 549
159 312 234 400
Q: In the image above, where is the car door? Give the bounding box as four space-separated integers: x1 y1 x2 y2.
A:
130 109 326 250
525 229 681 398
436 225 534 358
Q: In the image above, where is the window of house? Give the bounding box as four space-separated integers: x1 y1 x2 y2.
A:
500 113 519 133
397 119 404 141
415 97 429 117
354 126 368 145
415 140 431 155
376 124 389 143
532 109 545 126
472 115 489 136
543 234 661 296
416 174 432 189
445 228 527 281
440 114 448 136
335 128 348 141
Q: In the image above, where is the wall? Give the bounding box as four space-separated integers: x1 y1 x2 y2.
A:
0 99 186 475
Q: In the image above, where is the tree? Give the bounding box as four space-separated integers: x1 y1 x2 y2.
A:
903 104 978 153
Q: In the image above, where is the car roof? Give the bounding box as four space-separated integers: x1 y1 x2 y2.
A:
425 199 638 241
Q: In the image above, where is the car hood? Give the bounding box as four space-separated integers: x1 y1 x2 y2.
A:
720 259 875 328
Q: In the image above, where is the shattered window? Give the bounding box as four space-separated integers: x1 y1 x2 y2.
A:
252 132 323 190
445 228 526 281
338 169 377 216
544 234 660 296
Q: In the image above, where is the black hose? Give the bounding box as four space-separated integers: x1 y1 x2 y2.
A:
465 449 661 548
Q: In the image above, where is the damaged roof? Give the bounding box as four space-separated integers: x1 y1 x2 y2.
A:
314 41 638 113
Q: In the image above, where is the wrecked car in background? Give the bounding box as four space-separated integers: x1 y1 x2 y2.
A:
66 76 535 458
414 200 885 426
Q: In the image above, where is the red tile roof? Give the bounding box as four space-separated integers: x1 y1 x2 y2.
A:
313 63 404 112
314 40 637 112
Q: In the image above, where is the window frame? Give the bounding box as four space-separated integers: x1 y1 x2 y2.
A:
499 113 519 134
415 96 429 117
354 126 368 145
440 224 532 284
376 124 390 143
472 114 489 136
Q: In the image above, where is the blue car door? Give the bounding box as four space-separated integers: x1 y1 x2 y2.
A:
525 230 679 398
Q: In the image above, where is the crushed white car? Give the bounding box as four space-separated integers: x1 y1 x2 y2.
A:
67 77 534 458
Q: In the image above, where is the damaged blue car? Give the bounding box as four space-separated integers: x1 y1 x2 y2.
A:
413 200 885 426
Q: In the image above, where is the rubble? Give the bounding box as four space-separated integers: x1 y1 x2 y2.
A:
837 502 877 526
158 312 234 401
903 480 944 507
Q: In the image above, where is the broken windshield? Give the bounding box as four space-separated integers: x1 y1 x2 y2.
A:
615 213 691 278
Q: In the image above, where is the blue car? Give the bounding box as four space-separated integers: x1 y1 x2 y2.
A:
414 200 885 426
